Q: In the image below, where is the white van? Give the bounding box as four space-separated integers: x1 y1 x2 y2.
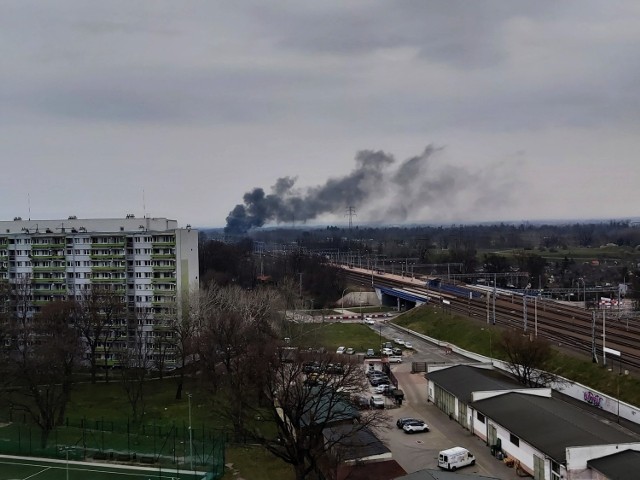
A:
388 355 402 363
438 447 475 471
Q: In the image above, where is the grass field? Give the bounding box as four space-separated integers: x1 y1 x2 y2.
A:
394 305 640 406
0 456 206 480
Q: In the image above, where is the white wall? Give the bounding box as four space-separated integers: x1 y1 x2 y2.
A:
566 443 640 477
487 419 544 479
395 323 640 426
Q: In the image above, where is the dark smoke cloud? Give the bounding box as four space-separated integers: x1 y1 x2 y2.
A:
225 149 396 233
224 145 514 233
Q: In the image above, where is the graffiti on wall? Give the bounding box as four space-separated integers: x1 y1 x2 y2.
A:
583 391 603 408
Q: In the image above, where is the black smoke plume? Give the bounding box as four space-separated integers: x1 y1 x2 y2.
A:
224 145 514 234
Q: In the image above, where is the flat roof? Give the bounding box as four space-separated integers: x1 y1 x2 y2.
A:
427 365 523 403
396 469 499 480
587 449 640 480
472 392 640 463
323 424 390 461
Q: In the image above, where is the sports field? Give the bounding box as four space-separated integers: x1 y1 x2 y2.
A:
0 456 207 480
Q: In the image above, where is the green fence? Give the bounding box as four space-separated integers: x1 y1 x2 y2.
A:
0 416 225 479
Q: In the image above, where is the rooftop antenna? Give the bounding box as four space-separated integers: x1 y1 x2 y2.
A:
28 193 31 221
142 188 146 218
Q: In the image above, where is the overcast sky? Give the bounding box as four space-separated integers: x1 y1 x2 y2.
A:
2 1 640 229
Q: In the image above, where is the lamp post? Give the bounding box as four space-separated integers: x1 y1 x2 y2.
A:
481 327 493 361
341 288 348 313
578 278 586 309
188 393 194 472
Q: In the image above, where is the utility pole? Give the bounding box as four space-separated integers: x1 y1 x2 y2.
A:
345 206 356 232
591 310 598 364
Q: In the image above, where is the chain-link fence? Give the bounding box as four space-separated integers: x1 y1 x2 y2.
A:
0 414 225 479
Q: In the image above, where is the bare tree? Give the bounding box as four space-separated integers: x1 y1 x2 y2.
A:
8 299 82 447
250 350 389 480
74 287 126 383
197 284 282 433
118 309 152 424
158 288 202 400
498 328 556 387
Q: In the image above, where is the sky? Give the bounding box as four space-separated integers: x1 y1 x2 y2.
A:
2 1 640 230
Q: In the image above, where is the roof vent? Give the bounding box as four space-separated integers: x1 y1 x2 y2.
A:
68 215 77 220
126 214 135 219
13 217 22 221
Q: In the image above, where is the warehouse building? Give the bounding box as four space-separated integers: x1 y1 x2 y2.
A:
426 364 640 479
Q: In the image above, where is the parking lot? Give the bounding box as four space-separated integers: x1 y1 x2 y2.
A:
367 322 524 479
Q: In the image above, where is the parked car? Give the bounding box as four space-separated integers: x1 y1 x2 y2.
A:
364 317 375 325
302 361 321 374
381 347 393 355
366 348 375 357
325 363 344 374
345 347 355 355
336 346 346 354
374 384 391 394
404 341 413 349
403 420 429 433
392 347 403 355
369 395 385 409
394 338 404 345
396 417 420 429
370 376 390 386
388 355 402 363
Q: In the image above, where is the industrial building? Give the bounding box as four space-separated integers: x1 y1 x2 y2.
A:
426 364 640 479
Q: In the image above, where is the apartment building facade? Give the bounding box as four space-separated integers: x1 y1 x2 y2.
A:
0 215 199 369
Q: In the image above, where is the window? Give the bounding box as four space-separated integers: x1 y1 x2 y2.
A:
477 413 485 424
510 433 520 447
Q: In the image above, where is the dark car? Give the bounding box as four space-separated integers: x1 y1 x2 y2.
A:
302 361 321 374
396 417 420 429
392 347 403 355
370 376 390 386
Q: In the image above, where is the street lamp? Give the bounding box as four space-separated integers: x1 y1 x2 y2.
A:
578 278 586 309
188 393 194 472
341 288 348 313
481 327 493 361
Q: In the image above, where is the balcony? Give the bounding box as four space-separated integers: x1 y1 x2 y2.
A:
91 265 126 272
90 278 126 284
33 265 66 272
33 288 67 296
152 241 176 248
151 277 176 284
32 277 66 284
152 264 176 271
150 254 175 260
90 254 126 260
31 243 64 250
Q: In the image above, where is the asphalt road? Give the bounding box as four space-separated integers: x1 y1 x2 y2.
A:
367 321 525 479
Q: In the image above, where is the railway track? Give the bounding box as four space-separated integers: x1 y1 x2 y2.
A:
343 268 640 370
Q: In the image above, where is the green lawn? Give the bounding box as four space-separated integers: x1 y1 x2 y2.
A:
394 305 640 407
286 321 391 353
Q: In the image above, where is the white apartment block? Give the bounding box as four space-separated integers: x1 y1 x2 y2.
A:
0 215 199 369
